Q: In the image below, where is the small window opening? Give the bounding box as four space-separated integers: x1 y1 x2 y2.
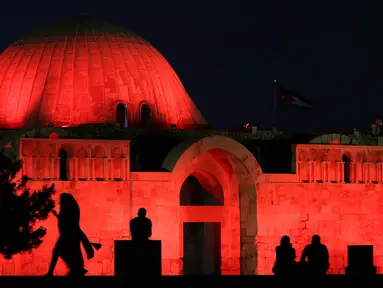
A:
116 103 128 128
141 104 151 128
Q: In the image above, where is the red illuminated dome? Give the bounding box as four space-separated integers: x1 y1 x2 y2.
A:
0 15 208 129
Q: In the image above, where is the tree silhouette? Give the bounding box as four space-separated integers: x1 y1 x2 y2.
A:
0 150 56 259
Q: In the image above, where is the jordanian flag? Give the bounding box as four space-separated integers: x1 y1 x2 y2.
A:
276 85 312 108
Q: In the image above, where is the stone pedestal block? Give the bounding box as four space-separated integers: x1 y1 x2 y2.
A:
114 240 162 277
345 245 376 276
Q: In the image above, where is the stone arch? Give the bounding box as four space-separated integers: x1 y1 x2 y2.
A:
56 144 74 157
342 152 352 183
21 142 35 177
162 136 263 275
39 144 51 157
366 151 380 183
91 145 106 179
298 150 309 161
376 156 383 183
111 146 122 158
34 144 42 157
76 147 89 180
111 146 123 180
163 136 263 178
22 142 35 157
91 145 105 158
356 151 367 162
48 144 57 157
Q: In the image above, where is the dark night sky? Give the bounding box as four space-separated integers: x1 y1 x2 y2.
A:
0 1 379 132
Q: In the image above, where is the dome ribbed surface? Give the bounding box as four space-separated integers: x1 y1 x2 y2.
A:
0 15 208 129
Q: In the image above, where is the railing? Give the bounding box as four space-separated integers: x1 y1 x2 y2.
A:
297 161 383 183
21 156 129 181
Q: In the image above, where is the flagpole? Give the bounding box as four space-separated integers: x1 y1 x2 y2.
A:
272 79 277 127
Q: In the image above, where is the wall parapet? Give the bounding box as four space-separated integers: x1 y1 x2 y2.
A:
131 172 171 182
20 138 130 181
263 174 299 183
296 144 383 184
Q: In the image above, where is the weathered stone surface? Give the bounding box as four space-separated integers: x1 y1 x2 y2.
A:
0 16 207 130
3 136 383 276
258 181 383 274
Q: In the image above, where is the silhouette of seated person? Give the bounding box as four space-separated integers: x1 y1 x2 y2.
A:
130 208 152 242
272 235 298 276
300 235 330 276
46 193 101 276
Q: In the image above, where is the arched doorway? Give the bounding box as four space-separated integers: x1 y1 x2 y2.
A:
140 104 151 128
116 103 128 128
342 153 351 183
180 171 223 275
58 148 68 180
164 136 262 275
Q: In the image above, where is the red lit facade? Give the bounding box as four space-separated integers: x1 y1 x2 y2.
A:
0 17 383 276
0 133 382 276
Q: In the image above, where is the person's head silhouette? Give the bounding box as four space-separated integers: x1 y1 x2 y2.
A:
280 235 291 247
312 234 321 245
138 208 147 218
59 193 79 212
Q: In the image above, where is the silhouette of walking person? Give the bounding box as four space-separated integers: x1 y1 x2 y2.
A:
130 208 152 241
46 193 101 276
272 235 298 277
300 235 330 276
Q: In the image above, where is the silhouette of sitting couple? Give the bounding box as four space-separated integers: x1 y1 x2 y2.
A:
272 235 330 277
46 193 102 276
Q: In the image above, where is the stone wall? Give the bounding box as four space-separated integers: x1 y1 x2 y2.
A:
0 174 181 276
257 182 383 274
3 138 383 276
2 177 383 275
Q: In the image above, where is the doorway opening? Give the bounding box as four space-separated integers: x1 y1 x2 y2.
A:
167 140 260 275
183 222 221 275
180 172 223 275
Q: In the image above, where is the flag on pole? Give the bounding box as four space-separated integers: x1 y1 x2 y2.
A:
276 85 312 109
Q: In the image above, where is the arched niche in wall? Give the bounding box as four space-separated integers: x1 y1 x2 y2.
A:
91 145 106 180
111 146 123 180
116 103 128 128
58 148 68 180
76 147 88 180
342 153 352 183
